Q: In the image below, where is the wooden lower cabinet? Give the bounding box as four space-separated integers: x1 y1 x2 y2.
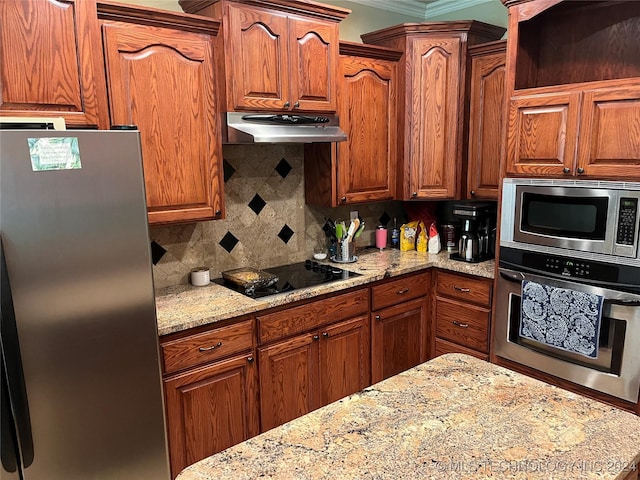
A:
163 353 259 478
259 314 370 432
371 297 429 383
432 270 492 361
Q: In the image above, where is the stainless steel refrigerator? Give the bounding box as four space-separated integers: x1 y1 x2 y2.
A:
0 129 171 479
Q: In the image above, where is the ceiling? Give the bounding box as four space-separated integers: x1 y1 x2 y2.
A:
345 0 495 19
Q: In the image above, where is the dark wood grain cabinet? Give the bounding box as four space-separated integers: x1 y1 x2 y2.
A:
99 4 224 225
180 0 348 113
362 22 505 200
161 319 259 479
432 270 492 361
257 288 370 432
503 0 640 180
467 40 506 200
370 272 430 383
0 0 109 128
304 42 401 206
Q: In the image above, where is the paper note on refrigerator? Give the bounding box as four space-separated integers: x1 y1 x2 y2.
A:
28 137 81 171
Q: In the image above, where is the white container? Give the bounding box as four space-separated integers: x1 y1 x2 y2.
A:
190 267 210 286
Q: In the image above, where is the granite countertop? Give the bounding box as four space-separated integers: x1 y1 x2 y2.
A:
155 250 495 336
177 353 640 480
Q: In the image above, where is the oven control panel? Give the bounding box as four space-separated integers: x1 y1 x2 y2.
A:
521 251 618 282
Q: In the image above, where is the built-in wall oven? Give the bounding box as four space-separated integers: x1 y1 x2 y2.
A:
494 179 640 404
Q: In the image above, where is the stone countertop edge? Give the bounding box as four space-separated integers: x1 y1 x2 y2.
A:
175 353 640 480
155 250 495 337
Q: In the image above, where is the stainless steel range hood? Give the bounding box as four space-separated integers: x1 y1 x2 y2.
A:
223 112 347 144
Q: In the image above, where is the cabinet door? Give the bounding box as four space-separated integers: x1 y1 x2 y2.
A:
289 17 338 112
577 86 640 179
505 92 581 176
319 315 370 405
0 0 108 128
102 23 224 224
258 334 319 431
467 48 506 199
408 37 461 199
336 56 397 203
226 4 289 111
164 354 259 478
371 297 429 383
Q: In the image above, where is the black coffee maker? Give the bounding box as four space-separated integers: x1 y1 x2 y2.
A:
450 202 496 262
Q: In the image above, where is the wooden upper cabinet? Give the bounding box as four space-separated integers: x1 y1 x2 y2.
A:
0 0 108 128
506 91 580 176
361 22 505 201
503 0 640 180
304 43 401 206
577 85 640 178
226 5 289 110
181 0 349 113
289 17 338 112
467 41 506 200
408 36 461 199
99 5 224 224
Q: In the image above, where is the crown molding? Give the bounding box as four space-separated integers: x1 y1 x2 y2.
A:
344 0 429 18
426 0 496 17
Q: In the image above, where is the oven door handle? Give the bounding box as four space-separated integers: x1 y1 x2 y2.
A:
500 260 640 294
499 270 526 284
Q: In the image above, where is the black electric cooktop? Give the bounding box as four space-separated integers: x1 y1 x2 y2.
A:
214 260 361 299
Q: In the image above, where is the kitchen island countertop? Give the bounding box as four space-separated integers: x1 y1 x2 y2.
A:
155 249 494 336
176 353 640 480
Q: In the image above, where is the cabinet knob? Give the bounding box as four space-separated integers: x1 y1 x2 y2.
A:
293 101 300 108
577 167 585 174
247 356 254 363
374 315 381 321
340 196 347 203
322 332 329 338
563 167 570 174
412 192 418 197
214 210 222 217
284 101 290 108
313 334 320 341
470 190 476 197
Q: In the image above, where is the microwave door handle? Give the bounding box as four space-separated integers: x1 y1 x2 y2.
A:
605 298 640 307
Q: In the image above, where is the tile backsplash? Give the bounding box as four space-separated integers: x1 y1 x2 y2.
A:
150 144 406 289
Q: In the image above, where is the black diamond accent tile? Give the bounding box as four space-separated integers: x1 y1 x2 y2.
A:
219 231 239 253
223 159 236 183
275 158 292 178
150 241 167 265
379 211 391 227
248 193 266 215
278 224 294 244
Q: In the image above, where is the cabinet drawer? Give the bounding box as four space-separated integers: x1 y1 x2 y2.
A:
436 270 492 306
161 319 254 375
434 338 489 361
258 288 369 344
371 272 430 310
435 297 490 353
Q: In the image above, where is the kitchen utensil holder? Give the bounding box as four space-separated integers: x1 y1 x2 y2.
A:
333 239 357 263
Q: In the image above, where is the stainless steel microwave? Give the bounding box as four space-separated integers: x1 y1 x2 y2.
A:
501 179 640 260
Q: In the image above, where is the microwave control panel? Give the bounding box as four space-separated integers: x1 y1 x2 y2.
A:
521 251 618 282
616 197 638 246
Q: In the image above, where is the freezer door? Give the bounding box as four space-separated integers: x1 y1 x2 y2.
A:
0 130 170 479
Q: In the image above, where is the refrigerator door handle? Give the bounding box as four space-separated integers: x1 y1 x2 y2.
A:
1 351 21 475
1 239 34 470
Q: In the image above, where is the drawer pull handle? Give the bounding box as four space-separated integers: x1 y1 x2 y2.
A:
199 341 222 352
453 286 470 293
397 288 409 295
452 321 469 328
